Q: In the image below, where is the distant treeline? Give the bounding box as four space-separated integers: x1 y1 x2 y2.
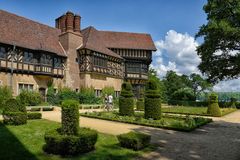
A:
198 92 240 102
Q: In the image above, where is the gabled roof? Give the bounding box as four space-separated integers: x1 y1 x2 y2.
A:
0 10 66 57
81 26 156 59
81 27 123 59
98 30 157 51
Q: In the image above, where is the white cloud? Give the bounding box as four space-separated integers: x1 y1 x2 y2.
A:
152 30 200 77
213 79 240 92
151 30 240 92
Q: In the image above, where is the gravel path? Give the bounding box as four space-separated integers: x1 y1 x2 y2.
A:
42 109 240 160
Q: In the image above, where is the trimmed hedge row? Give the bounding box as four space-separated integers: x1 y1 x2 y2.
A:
3 112 27 125
117 132 151 150
27 112 42 119
168 100 208 107
3 99 27 125
43 127 98 156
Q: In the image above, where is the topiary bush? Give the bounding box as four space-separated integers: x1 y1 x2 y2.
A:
144 80 161 120
43 127 98 156
3 98 27 125
16 90 42 106
27 112 42 119
117 131 151 150
61 100 80 135
119 82 134 116
136 98 144 111
207 93 221 117
43 99 98 156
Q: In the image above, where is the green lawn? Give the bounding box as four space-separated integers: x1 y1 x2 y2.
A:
162 106 237 117
0 119 153 160
80 111 212 132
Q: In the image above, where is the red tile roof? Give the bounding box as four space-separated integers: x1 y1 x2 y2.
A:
81 26 156 59
0 10 66 57
99 30 156 51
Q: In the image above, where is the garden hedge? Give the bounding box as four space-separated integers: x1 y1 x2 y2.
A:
3 99 27 125
3 112 27 125
207 93 221 117
61 99 80 135
119 82 134 116
43 127 98 156
136 98 144 111
117 131 151 150
16 90 42 106
27 112 42 119
144 80 161 120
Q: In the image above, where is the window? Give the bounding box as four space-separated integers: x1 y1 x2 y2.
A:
41 54 52 65
0 47 6 59
126 63 140 73
93 56 107 67
75 58 79 63
23 52 34 63
141 64 148 73
115 91 120 98
54 57 62 68
18 83 34 94
95 89 102 97
76 88 79 92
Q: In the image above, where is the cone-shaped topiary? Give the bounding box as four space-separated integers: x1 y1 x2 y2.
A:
207 93 221 117
136 89 144 111
61 99 80 135
144 80 161 120
119 82 134 116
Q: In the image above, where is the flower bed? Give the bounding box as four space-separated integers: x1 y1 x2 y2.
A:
80 111 212 132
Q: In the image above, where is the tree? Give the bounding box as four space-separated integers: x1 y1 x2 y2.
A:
190 73 212 98
196 0 240 83
148 68 167 102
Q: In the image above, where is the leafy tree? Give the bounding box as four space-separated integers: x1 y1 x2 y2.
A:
148 68 167 102
196 0 240 83
172 88 196 101
190 73 212 98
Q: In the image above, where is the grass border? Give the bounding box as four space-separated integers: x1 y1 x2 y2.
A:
162 108 237 117
80 113 212 132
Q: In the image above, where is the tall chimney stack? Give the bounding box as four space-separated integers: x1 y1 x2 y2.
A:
66 11 74 32
74 14 81 33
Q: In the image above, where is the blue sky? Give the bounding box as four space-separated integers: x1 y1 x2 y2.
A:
1 0 238 91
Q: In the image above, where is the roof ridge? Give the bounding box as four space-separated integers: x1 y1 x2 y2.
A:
99 30 150 36
0 9 60 32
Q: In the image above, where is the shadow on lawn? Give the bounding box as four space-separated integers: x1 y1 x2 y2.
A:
133 121 240 160
0 123 38 160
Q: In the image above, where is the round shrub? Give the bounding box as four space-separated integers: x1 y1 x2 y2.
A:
207 93 221 117
43 127 98 156
144 80 161 120
17 90 42 106
119 82 134 116
61 99 80 135
136 98 144 111
0 86 12 110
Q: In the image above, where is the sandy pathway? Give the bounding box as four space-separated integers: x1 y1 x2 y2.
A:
41 109 240 160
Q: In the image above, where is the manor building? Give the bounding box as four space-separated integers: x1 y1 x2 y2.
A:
0 10 156 97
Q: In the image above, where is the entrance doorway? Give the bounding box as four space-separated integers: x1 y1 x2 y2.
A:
39 87 46 102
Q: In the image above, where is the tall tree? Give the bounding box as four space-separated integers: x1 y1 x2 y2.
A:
196 0 240 83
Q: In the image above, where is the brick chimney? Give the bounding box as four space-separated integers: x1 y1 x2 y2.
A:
74 14 81 33
55 11 81 34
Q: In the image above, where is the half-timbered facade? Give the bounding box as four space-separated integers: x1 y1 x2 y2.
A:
0 10 156 97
